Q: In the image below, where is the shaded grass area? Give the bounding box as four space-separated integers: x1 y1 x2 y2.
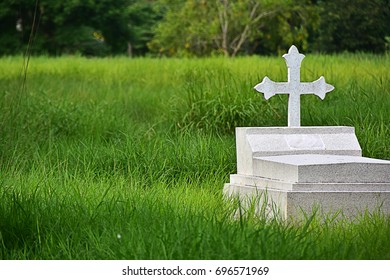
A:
2 171 390 259
2 169 390 260
0 54 390 259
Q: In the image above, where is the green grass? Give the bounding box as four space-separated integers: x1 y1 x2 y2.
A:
0 53 390 259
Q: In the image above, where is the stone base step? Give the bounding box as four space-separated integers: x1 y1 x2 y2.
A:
224 182 390 221
229 174 390 192
253 154 390 184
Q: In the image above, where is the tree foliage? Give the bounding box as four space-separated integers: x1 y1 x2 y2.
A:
256 0 319 54
312 0 390 53
0 0 159 56
0 0 388 56
149 0 288 57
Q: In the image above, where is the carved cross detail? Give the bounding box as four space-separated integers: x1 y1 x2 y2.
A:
254 45 334 127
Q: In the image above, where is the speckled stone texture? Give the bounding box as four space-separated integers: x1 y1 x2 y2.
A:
254 154 390 183
225 126 390 221
224 184 390 220
236 126 362 176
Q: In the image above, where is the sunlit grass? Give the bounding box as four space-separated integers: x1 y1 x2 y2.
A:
0 54 389 259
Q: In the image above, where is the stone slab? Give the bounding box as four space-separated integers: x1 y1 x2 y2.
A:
236 126 362 175
229 174 390 192
224 182 390 221
253 154 390 183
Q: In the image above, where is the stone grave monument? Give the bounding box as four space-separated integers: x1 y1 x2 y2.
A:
224 45 390 220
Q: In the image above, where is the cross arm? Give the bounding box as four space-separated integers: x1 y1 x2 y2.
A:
300 76 335 100
254 77 290 100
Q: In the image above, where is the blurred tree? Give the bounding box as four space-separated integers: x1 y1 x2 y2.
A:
148 0 216 57
149 0 390 56
0 0 35 55
313 0 390 53
149 0 283 57
255 0 320 54
0 0 160 56
126 1 161 56
0 0 388 56
216 0 281 56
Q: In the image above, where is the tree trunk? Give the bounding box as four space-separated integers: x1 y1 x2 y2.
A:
127 42 133 57
217 0 230 57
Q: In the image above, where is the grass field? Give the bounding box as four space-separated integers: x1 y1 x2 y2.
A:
0 53 390 259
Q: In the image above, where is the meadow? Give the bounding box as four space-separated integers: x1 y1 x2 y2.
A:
0 53 390 259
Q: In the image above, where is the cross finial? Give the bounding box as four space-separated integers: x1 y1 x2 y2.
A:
254 45 334 127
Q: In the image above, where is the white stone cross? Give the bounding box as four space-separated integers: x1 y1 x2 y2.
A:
254 45 334 127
